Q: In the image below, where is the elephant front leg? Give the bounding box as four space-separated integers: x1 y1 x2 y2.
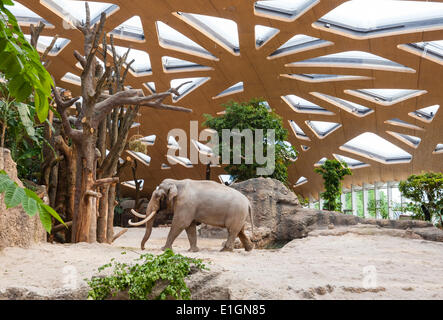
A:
162 224 185 251
185 222 199 252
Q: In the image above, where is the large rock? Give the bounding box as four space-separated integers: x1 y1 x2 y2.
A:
0 148 46 250
199 177 443 248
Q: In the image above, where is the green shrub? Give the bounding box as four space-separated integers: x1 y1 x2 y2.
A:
87 249 208 300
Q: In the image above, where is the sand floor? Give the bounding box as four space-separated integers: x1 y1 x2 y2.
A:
1 226 443 299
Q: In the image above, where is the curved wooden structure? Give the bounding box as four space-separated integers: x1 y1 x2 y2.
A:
15 0 443 198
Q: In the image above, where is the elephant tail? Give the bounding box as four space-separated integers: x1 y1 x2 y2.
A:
248 204 254 237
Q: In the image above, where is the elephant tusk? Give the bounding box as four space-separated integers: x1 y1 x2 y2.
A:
128 211 157 226
131 209 147 219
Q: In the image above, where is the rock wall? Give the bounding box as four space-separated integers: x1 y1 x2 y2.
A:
0 148 46 250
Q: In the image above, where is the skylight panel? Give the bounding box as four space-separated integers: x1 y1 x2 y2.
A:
254 0 319 22
156 21 217 60
409 105 439 123
282 95 334 115
144 82 156 94
294 176 308 187
310 92 373 117
138 135 156 145
433 144 443 154
7 1 52 26
24 35 70 55
213 82 244 99
170 77 210 101
283 73 370 83
219 175 235 185
167 136 180 149
289 120 310 141
314 157 327 167
301 145 310 151
161 163 171 170
333 154 369 169
340 132 412 164
121 180 144 189
288 51 415 73
384 118 424 131
162 56 211 73
110 16 145 41
345 89 427 106
192 140 215 156
386 131 421 149
175 13 239 55
269 34 332 59
255 25 279 48
167 155 193 168
41 0 119 27
127 150 151 166
61 72 81 86
111 45 151 76
315 0 443 39
306 121 341 138
399 40 443 65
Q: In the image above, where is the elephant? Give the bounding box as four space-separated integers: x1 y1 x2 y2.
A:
129 178 254 252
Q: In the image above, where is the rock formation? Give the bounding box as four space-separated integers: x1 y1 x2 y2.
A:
199 177 443 248
0 148 46 250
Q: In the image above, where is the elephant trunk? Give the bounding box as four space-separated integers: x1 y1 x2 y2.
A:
141 218 155 250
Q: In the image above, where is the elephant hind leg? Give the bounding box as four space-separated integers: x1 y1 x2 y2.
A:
238 226 254 251
185 222 199 252
220 228 240 252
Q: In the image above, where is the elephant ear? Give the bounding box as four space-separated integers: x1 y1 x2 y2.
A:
167 183 178 204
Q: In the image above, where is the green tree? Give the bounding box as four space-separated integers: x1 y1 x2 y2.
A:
314 159 352 211
367 191 389 219
399 172 443 226
0 0 53 121
203 99 297 185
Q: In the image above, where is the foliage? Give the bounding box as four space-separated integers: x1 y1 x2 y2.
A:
367 191 390 219
399 172 443 226
314 159 352 211
0 170 65 233
203 99 297 185
0 0 53 122
0 86 52 181
87 249 208 300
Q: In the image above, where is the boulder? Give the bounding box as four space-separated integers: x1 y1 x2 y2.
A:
202 177 443 248
0 148 46 251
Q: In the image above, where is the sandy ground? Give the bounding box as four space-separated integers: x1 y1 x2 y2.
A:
1 225 443 300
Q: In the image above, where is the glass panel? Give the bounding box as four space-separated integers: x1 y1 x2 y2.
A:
255 25 279 47
177 12 239 53
341 132 412 162
334 154 367 168
41 0 119 25
156 21 216 59
291 51 414 72
170 77 210 101
311 92 373 116
270 34 331 58
24 35 70 55
111 16 145 41
306 121 341 137
318 0 443 37
283 94 332 114
215 82 244 98
8 1 51 26
162 56 207 72
255 0 319 21
111 46 151 75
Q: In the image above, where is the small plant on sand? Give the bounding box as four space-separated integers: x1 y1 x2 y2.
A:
86 249 208 300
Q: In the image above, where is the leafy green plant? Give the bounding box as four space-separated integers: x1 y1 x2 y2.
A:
203 98 298 185
314 159 352 211
0 170 65 232
399 172 443 227
0 87 53 181
0 0 53 121
87 249 208 300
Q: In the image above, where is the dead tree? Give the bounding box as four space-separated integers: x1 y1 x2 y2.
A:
50 3 192 243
